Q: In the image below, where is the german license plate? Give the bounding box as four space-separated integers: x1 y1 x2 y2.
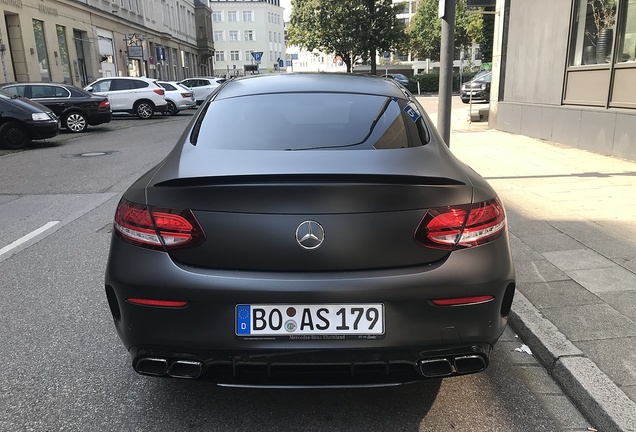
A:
236 304 384 339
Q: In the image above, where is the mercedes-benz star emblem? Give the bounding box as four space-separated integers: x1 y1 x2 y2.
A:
295 221 325 250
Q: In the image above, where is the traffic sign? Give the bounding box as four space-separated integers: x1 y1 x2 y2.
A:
252 51 263 62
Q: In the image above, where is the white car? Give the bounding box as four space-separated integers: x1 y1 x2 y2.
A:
157 81 196 116
179 77 226 105
84 77 167 119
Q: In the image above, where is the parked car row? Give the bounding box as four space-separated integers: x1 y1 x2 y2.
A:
0 76 225 150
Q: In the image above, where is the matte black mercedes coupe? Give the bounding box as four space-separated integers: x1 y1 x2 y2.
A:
105 73 515 387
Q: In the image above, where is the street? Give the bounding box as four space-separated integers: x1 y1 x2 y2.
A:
0 105 591 431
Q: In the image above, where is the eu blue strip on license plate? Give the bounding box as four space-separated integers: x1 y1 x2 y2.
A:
236 304 384 337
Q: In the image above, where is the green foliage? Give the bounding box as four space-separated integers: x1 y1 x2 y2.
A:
410 71 479 93
288 0 406 73
407 0 483 62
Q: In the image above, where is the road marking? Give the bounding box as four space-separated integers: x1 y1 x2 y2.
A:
0 221 60 257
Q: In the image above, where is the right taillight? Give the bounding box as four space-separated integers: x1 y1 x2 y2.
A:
113 198 205 250
414 198 506 251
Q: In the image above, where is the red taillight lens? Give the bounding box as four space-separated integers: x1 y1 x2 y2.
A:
415 198 506 250
127 298 188 308
98 100 110 109
114 199 205 250
153 88 165 96
432 296 494 306
180 92 192 98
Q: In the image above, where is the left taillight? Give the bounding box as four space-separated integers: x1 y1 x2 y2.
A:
153 88 165 96
113 198 205 250
414 198 506 251
98 99 110 109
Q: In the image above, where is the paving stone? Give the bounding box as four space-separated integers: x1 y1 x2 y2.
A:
514 259 570 284
541 303 636 342
597 291 636 323
542 249 616 271
516 233 585 253
575 338 636 386
567 266 636 293
519 280 603 309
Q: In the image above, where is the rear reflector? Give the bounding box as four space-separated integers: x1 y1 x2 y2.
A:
113 198 205 250
432 296 494 306
127 298 188 308
414 198 506 250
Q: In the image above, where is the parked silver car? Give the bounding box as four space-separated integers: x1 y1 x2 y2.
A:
180 77 226 105
157 81 196 116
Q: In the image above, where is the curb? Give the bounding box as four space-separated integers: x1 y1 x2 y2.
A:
509 292 636 432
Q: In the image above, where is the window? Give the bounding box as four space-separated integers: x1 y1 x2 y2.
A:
214 31 224 42
565 0 636 108
569 0 617 66
56 25 72 84
229 30 239 41
244 30 254 41
245 50 254 61
32 20 51 82
212 11 222 22
194 93 425 150
228 11 238 22
243 10 253 22
215 51 225 61
616 0 636 63
230 50 240 61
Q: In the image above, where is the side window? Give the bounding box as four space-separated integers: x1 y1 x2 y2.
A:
112 80 133 91
53 86 69 97
2 86 25 97
161 83 176 91
92 80 112 92
132 80 149 89
31 85 53 98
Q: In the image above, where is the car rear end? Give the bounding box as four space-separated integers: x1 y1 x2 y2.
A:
105 75 515 386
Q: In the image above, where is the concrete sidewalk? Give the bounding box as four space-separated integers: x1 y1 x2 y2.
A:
424 101 636 432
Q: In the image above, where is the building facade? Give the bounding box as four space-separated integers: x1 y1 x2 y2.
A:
0 0 214 87
209 0 285 76
491 0 636 161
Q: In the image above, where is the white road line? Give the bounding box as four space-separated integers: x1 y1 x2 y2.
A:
0 221 61 257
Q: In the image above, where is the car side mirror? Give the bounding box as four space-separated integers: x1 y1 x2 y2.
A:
85 86 93 92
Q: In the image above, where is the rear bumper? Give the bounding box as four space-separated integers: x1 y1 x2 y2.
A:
88 111 113 126
105 234 515 385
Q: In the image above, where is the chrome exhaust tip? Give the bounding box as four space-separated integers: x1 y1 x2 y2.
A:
454 355 487 374
418 358 454 377
168 360 203 379
135 357 169 376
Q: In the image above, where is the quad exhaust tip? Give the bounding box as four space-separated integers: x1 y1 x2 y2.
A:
134 357 203 379
418 355 487 377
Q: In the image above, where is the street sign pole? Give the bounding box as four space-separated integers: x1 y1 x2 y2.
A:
438 0 455 147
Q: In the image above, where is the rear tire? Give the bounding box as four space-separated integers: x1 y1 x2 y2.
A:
165 101 179 116
135 101 154 119
64 112 88 133
0 121 31 149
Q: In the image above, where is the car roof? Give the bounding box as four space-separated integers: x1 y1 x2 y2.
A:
215 73 407 101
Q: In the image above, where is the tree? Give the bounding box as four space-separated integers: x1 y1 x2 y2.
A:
407 0 482 62
287 0 405 73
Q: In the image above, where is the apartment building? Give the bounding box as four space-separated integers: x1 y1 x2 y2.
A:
209 0 285 75
0 0 214 86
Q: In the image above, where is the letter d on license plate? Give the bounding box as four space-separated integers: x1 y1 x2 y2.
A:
236 304 384 337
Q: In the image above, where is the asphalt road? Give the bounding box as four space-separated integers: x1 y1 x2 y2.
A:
0 106 591 431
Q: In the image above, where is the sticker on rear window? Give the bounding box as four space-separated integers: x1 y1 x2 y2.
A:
404 104 421 122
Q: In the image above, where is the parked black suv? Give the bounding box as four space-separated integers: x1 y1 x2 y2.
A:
0 89 59 149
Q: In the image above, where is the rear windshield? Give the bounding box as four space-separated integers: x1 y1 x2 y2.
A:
192 92 429 150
